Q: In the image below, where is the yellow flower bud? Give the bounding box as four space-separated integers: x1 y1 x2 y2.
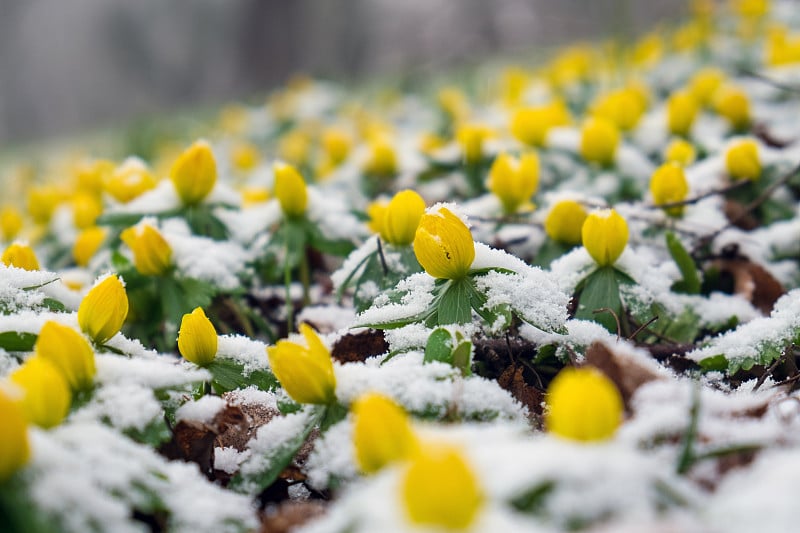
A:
0 388 30 482
230 141 260 172
437 87 469 121
278 129 312 167
1 206 23 242
273 162 308 218
500 66 529 106
545 367 623 442
734 0 769 19
591 88 646 131
713 85 751 131
663 138 697 166
545 200 588 245
120 224 172 276
240 186 270 207
170 140 218 206
580 118 620 167
486 152 540 214
177 307 218 367
581 209 629 266
363 140 398 178
27 185 62 225
36 321 97 391
322 128 352 165
366 200 389 235
414 207 475 280
650 162 690 216
688 68 725 107
401 443 483 530
105 158 157 203
512 102 571 147
456 124 491 165
75 159 114 195
666 90 698 137
71 192 103 230
10 356 72 429
352 392 418 474
2 243 40 271
725 139 761 181
78 275 129 344
380 190 426 246
266 323 336 404
73 227 108 267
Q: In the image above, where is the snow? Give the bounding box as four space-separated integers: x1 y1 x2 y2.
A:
216 334 270 375
175 395 226 424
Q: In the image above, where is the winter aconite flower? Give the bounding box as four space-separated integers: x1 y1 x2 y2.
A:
511 102 570 147
267 323 336 404
580 117 620 167
105 158 156 203
688 67 725 107
591 88 646 131
545 200 588 245
352 393 418 474
120 224 173 276
36 321 96 391
714 85 751 131
486 152 539 214
402 443 484 530
0 206 23 242
650 162 690 216
545 367 623 442
667 90 698 137
663 138 696 166
78 275 129 344
71 193 103 230
725 139 761 181
379 190 426 246
582 209 629 267
366 199 389 235
456 124 491 165
170 140 217 206
177 307 218 367
414 207 475 280
363 139 398 178
273 162 308 218
0 388 30 482
10 356 72 429
73 226 108 267
2 243 40 271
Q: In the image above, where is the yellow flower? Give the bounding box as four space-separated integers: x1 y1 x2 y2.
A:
545 200 588 245
71 192 103 230
511 102 571 147
380 190 426 246
591 88 646 131
663 138 697 166
545 367 623 442
0 206 23 242
437 87 469 121
363 139 398 178
500 66 530 106
230 141 260 172
0 387 30 482
322 128 352 165
352 392 418 474
177 307 218 367
10 356 72 429
26 185 62 225
278 129 312 167
688 67 725 107
2 243 40 271
725 139 761 181
456 124 491 165
580 117 620 167
713 85 751 131
170 140 218 206
486 152 539 214
582 209 629 266
106 158 157 203
240 186 270 207
401 443 483 530
78 275 129 344
366 200 389 235
273 162 308 218
74 159 114 196
666 90 699 137
267 323 336 404
650 162 690 216
73 227 108 267
36 321 97 391
120 224 172 276
414 207 475 280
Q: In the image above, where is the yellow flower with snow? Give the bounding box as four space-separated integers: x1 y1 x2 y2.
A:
363 139 398 178
580 117 620 167
591 88 646 131
545 200 588 245
170 140 217 206
273 162 308 218
78 275 129 344
36 321 96 391
380 190 426 246
105 158 157 203
73 227 108 267
2 243 39 271
352 392 418 474
511 102 570 147
650 162 690 216
177 307 218 367
74 159 114 195
0 206 23 242
688 67 725 107
664 138 697 166
120 224 172 277
414 207 475 280
72 192 103 230
725 139 761 181
487 152 539 214
456 124 491 165
713 85 751 131
0 387 30 482
546 366 623 442
582 209 629 267
401 442 484 530
267 323 336 405
10 356 72 429
322 128 352 166
667 90 698 137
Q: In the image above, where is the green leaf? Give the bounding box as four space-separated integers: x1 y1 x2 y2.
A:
574 266 625 334
424 328 454 364
305 221 355 256
125 416 172 447
0 480 59 533
175 277 217 312
699 354 728 372
0 331 37 352
666 232 700 294
437 279 472 325
451 339 473 377
510 480 555 514
206 358 278 394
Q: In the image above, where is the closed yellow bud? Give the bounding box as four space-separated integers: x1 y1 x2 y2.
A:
545 367 623 442
322 128 352 165
75 159 114 195
667 91 698 137
73 226 108 267
363 140 398 177
650 162 690 216
380 190 426 246
177 307 218 367
0 206 23 241
456 124 491 165
487 152 539 214
401 443 483 530
366 200 389 235
11 357 72 429
72 192 103 230
713 85 751 131
273 162 308 218
170 140 217 206
511 102 570 147
591 89 646 131
545 200 588 245
78 275 129 344
267 323 336 404
688 68 725 107
664 138 697 166
352 393 418 474
230 142 260 172
36 321 97 391
2 243 40 271
240 186 270 207
734 0 769 19
414 207 475 280
725 139 761 181
437 87 469 120
0 388 30 482
580 118 620 167
105 158 157 203
278 129 312 166
27 186 62 225
120 224 172 276
581 209 629 266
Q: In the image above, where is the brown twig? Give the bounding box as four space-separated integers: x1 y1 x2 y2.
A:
628 315 659 340
593 307 622 341
648 180 749 210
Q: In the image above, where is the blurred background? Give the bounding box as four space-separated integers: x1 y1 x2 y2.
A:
0 0 685 145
